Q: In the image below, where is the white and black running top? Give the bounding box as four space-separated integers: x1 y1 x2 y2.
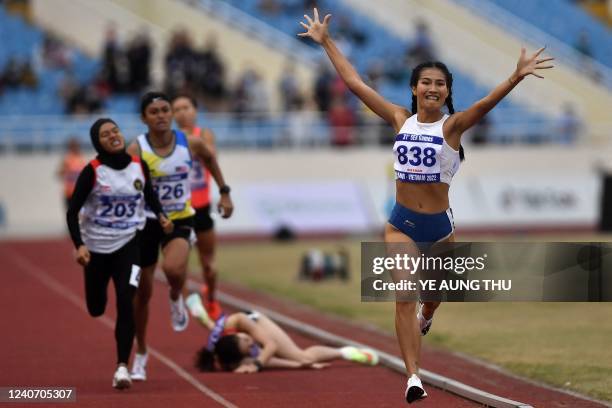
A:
79 157 147 253
393 114 460 185
67 154 164 254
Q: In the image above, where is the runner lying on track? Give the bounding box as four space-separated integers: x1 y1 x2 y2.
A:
185 294 379 373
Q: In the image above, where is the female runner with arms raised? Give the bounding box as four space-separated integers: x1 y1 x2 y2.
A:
298 8 553 403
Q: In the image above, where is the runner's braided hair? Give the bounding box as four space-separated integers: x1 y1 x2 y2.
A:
410 61 465 161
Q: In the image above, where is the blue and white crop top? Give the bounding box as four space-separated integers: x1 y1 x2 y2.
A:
393 114 460 185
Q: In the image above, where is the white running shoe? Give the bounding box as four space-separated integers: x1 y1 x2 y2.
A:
130 352 148 381
112 365 132 390
170 293 189 332
417 302 433 336
405 374 428 403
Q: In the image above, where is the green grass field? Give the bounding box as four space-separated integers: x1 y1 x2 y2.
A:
190 236 612 402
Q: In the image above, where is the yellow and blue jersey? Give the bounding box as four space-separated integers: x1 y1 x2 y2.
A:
137 130 195 221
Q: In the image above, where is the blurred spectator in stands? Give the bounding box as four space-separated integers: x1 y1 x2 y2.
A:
247 69 270 120
330 73 349 101
59 71 79 102
406 20 435 68
126 29 152 92
197 34 226 107
57 137 87 210
40 34 73 69
304 0 319 11
101 23 128 93
165 28 198 97
230 74 249 121
19 60 37 88
279 61 302 111
314 62 333 111
1 58 23 88
574 29 593 58
276 0 301 14
91 70 111 99
60 71 104 114
335 15 367 47
330 72 361 114
259 0 281 15
385 60 409 84
366 60 385 90
470 115 491 146
285 96 322 147
68 84 104 114
328 95 356 146
557 104 581 144
574 29 601 81
231 68 270 121
0 57 37 89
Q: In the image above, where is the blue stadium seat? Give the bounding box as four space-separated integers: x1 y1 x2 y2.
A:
0 5 98 117
487 0 612 69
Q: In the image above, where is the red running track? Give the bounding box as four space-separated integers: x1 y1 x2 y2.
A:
4 239 608 407
0 239 479 407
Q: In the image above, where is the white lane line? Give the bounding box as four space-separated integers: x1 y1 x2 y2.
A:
5 250 238 408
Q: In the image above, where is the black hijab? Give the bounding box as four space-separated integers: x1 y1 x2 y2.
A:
89 118 131 169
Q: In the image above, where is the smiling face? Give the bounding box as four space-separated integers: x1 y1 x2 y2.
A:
142 99 173 133
172 96 197 129
235 332 254 356
98 122 125 153
412 67 449 112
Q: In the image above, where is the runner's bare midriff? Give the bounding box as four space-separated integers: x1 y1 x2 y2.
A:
395 181 450 214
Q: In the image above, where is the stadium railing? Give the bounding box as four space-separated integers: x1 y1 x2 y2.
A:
0 109 599 152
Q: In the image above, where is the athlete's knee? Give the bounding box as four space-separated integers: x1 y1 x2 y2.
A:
163 254 185 275
163 262 186 284
297 352 315 366
164 268 185 286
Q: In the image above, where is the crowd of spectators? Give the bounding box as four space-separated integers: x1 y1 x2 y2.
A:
4 0 588 146
0 57 37 95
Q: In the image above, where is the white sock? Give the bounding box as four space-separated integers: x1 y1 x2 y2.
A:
135 352 148 364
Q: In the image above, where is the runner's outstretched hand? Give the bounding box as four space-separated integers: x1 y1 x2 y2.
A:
298 8 332 44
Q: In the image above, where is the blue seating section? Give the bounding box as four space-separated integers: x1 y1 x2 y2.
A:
0 2 568 145
0 6 99 115
486 0 612 70
217 0 544 135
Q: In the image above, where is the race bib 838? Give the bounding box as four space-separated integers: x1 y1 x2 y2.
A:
393 133 443 183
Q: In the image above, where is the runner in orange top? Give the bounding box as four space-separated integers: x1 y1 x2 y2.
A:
172 95 223 320
58 138 87 209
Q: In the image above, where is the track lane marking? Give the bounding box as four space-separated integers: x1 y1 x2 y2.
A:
4 249 238 408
